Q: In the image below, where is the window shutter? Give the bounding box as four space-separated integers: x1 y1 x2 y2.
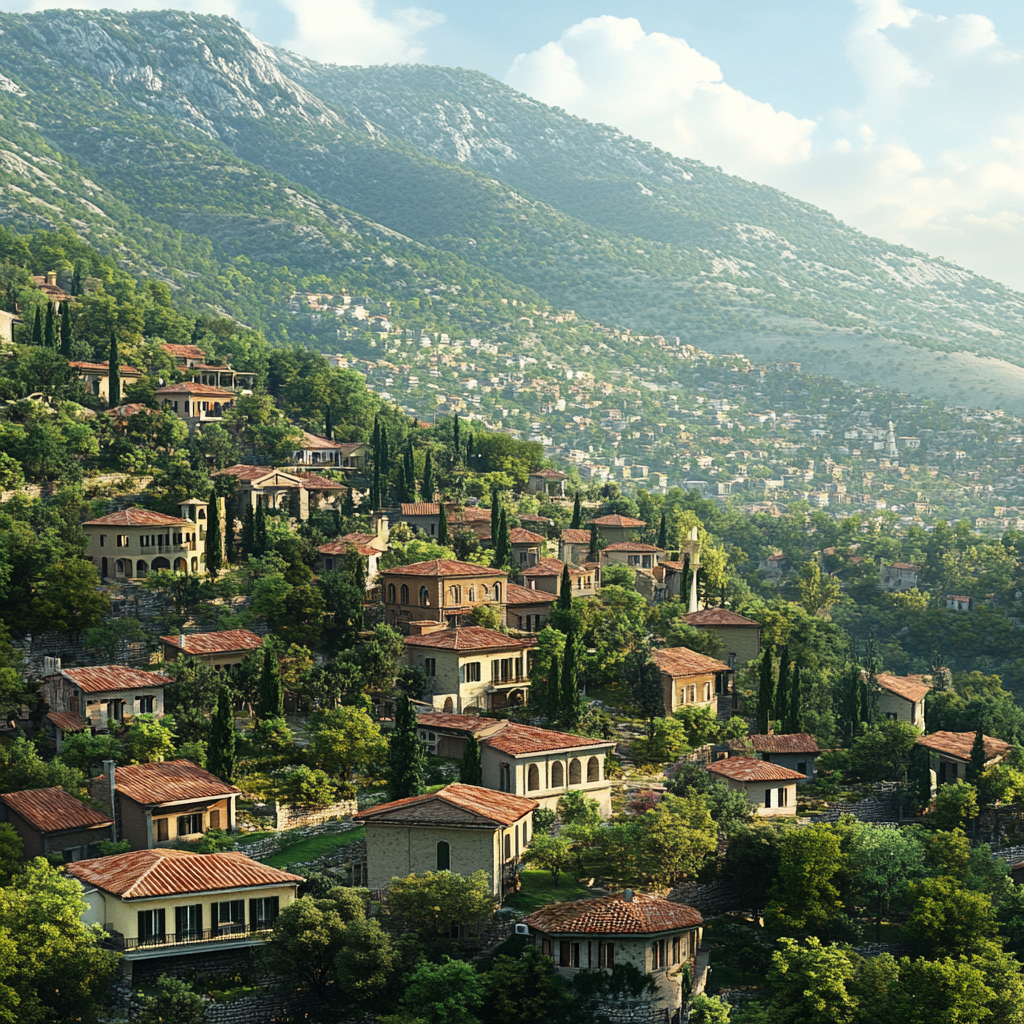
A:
156 817 168 842
210 809 221 830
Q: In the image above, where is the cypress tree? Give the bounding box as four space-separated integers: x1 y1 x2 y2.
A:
208 685 236 782
379 423 390 503
437 500 449 547
558 625 584 729
788 662 803 733
241 502 255 557
492 505 510 569
465 431 474 469
386 694 426 801
254 497 268 557
224 510 235 565
657 513 667 549
287 486 301 520
558 564 573 611
370 415 381 509
43 301 56 349
588 523 599 562
757 646 775 734
490 485 500 545
570 492 582 529
459 734 483 786
108 330 120 406
775 646 790 733
342 485 355 518
453 413 461 463
205 491 222 575
404 439 416 502
423 450 435 501
324 405 333 440
543 653 562 722
31 306 41 345
71 266 82 296
59 301 72 357
257 646 283 719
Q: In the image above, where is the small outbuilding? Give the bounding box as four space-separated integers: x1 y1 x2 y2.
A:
916 731 1011 789
733 733 820 782
705 756 804 816
873 673 930 729
0 786 114 862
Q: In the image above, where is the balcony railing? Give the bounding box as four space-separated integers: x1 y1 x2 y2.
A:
102 924 275 952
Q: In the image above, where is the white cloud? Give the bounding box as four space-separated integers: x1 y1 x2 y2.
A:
506 6 1024 290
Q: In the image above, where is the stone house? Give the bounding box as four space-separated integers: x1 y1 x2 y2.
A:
591 514 646 544
732 733 820 781
160 629 264 673
524 891 703 1014
505 582 555 633
600 541 665 572
290 431 367 469
705 757 804 816
682 608 761 668
69 849 301 963
527 468 567 496
946 594 973 612
448 505 494 541
154 381 236 433
558 528 592 566
916 731 1011 788
654 560 688 600
382 559 508 631
415 714 616 816
0 786 114 862
316 529 388 585
873 673 930 728
403 624 536 712
82 504 205 579
214 465 310 520
878 562 921 592
394 502 444 537
68 360 143 401
510 528 546 568
42 666 170 735
353 783 537 899
651 648 732 715
520 558 599 599
0 309 23 345
89 760 240 850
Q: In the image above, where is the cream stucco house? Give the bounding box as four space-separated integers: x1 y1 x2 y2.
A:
705 756 804 816
160 629 264 673
916 731 1011 790
873 673 930 728
382 559 508 631
682 608 762 668
651 647 732 716
83 504 205 580
352 783 537 898
41 666 169 735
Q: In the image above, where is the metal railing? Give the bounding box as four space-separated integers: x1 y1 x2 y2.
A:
102 924 275 951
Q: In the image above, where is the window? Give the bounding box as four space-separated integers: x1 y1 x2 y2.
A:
400 584 410 604
469 586 476 601
325 558 334 571
552 761 564 787
598 942 615 968
672 936 680 964
527 764 540 791
156 817 169 842
217 900 245 934
99 534 106 547
886 711 898 721
249 896 279 930
651 939 665 969
796 762 807 776
424 658 437 677
209 809 221 830
559 941 580 967
779 787 788 808
499 763 512 793
139 695 154 714
587 757 600 782
493 583 501 603
138 908 166 945
437 840 451 871
628 555 640 566
387 583 396 602
177 813 202 837
175 904 202 941
569 759 582 785
419 586 430 607
465 662 481 683
504 834 512 860
764 789 772 809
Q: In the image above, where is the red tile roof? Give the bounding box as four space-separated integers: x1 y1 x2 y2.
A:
383 559 506 578
160 630 264 656
68 361 142 375
162 343 207 360
155 382 234 397
602 542 664 553
889 563 920 571
416 713 505 736
510 528 545 545
214 464 292 482
651 647 731 677
319 534 378 557
45 711 87 733
742 733 820 755
83 507 187 527
915 731 1011 763
67 849 302 899
592 515 646 527
874 673 930 703
353 783 537 828
520 515 554 526
560 529 592 544
296 472 345 490
706 757 806 782
683 609 760 628
403 626 535 652
62 666 170 694
297 430 344 450
110 760 241 806
1 787 112 833
400 502 440 516
530 469 567 479
525 892 702 935
506 583 555 607
485 722 613 757
521 557 566 578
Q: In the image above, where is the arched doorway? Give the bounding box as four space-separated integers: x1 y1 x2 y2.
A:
569 758 582 785
152 557 171 571
135 560 148 577
443 697 454 714
173 557 187 572
101 557 108 578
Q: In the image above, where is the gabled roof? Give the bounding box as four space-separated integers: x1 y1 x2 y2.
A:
296 430 344 450
484 722 614 757
560 529 592 544
162 343 207 360
591 514 646 527
529 468 567 479
383 559 505 578
651 647 731 677
319 534 379 557
403 627 535 652
874 673 931 703
67 849 302 899
602 542 664 553
110 760 241 806
915 731 1011 763
521 557 567 578
353 783 537 828
683 609 760 628
155 382 234 397
888 562 920 571
61 666 170 694
509 528 545 545
160 630 264 656
742 733 820 755
706 756 806 782
45 711 87 733
295 472 345 490
506 583 555 607
68 361 141 375
416 713 505 737
83 507 187 527
0 787 112 834
525 892 702 936
400 502 440 516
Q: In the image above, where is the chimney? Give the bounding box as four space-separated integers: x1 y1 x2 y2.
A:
46 271 57 287
377 515 390 543
179 634 187 649
623 889 634 902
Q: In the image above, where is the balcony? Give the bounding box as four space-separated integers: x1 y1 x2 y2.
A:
101 924 275 958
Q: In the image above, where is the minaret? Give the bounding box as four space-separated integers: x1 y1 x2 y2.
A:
885 421 899 460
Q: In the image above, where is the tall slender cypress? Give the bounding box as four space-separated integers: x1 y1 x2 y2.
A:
254 497 268 557
208 685 236 782
490 486 500 546
241 502 255 557
757 646 775 734
787 662 803 733
453 414 461 463
423 450 434 501
558 564 573 611
775 646 790 732
205 490 222 574
459 734 483 786
657 513 667 549
544 654 562 721
379 423 390 503
71 266 82 296
558 625 584 728
224 510 235 565
570 493 582 529
257 646 283 718
31 306 42 345
324 405 333 440
493 505 510 568
588 523 599 562
386 694 426 801
370 414 381 509
43 301 56 349
108 330 121 406
59 301 72 357
465 431 474 468
437 500 449 547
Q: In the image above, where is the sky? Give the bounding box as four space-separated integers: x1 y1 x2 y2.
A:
2 0 1024 290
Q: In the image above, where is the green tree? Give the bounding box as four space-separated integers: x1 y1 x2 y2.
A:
386 693 426 801
423 449 435 501
205 490 222 575
762 937 858 1024
0 823 24 884
307 707 386 789
385 870 493 936
798 560 841 617
689 995 731 1024
437 500 449 547
121 714 176 764
847 823 923 940
492 505 510 568
570 492 582 529
107 330 120 407
257 645 283 719
764 825 844 935
254 498 268 557
482 947 557 1024
58 302 72 357
240 502 255 556
31 304 41 346
43 302 56 349
902 876 1000 958
588 523 599 561
524 834 573 886
930 781 980 832
757 646 775 734
400 957 483 1024
558 563 572 612
776 646 790 732
657 512 667 549
558 623 584 729
968 727 987 785
460 734 482 786
137 975 206 1024
207 685 236 783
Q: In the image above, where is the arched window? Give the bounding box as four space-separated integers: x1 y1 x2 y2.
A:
115 559 125 576
387 583 396 602
191 558 198 572
436 841 450 871
449 585 461 605
419 586 430 607
152 557 171 570
469 586 476 602
443 697 454 713
527 764 540 791
551 761 564 787
569 758 582 785
493 583 502 604
135 560 149 577
587 757 601 783
504 834 511 861
174 557 188 573
400 584 410 604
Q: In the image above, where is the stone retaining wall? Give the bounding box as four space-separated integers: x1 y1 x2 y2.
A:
603 1003 670 1024
272 797 357 831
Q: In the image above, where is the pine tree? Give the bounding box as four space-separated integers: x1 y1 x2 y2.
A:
588 523 599 562
31 306 41 345
422 450 434 501
254 498 268 557
437 500 449 547
453 413 461 464
775 646 790 733
558 625 584 729
459 734 483 786
241 502 255 557
657 513 667 549
570 492 582 529
558 564 573 611
108 330 120 406
757 646 775 734
43 301 56 349
59 301 72 357
257 646 283 719
205 491 222 575
208 685 236 782
386 694 426 801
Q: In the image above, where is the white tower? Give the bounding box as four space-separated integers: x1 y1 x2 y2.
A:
885 421 899 460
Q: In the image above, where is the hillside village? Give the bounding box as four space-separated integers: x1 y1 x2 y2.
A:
5 228 1024 1024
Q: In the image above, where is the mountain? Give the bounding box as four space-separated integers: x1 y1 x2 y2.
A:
0 9 1023 407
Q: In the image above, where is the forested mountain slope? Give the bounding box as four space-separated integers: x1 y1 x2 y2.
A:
0 9 1022 390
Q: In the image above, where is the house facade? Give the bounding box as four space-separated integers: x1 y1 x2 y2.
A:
916 731 1011 789
682 608 761 668
505 583 555 633
559 528 592 567
160 629 264 673
591 514 646 544
651 648 732 716
382 559 508 631
600 542 665 573
214 465 310 520
527 469 567 496
42 666 169 735
878 562 921 592
735 733 820 782
69 361 143 401
316 531 387 584
0 786 114 861
353 783 537 898
154 381 236 433
289 432 364 469
874 673 930 728
520 558 599 599
510 528 546 568
705 757 804 816
83 505 205 579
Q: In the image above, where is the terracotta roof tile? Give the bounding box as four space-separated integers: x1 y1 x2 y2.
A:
160 630 264 656
602 542 664 553
484 723 613 757
592 515 646 527
889 563 920 571
560 529 592 544
506 583 555 607
353 783 537 828
651 647 731 677
403 627 535 652
530 469 567 479
509 528 545 545
297 430 344 450
154 382 234 397
162 343 207 359
742 733 820 755
521 557 567 578
110 760 241 806
1 787 112 834
213 464 294 482
45 711 87 733
83 507 187 527
319 534 378 557
62 666 170 694
525 892 702 935
68 361 141 375
296 472 344 490
683 609 760 627
874 673 931 703
383 559 506 579
520 515 554 526
706 757 806 782
66 849 301 899
915 731 1011 763
415 713 505 736
400 502 440 516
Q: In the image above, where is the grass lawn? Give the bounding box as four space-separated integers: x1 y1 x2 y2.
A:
234 831 272 847
504 870 593 914
260 827 365 869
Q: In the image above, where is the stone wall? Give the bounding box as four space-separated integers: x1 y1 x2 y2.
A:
603 1003 670 1024
272 797 357 831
